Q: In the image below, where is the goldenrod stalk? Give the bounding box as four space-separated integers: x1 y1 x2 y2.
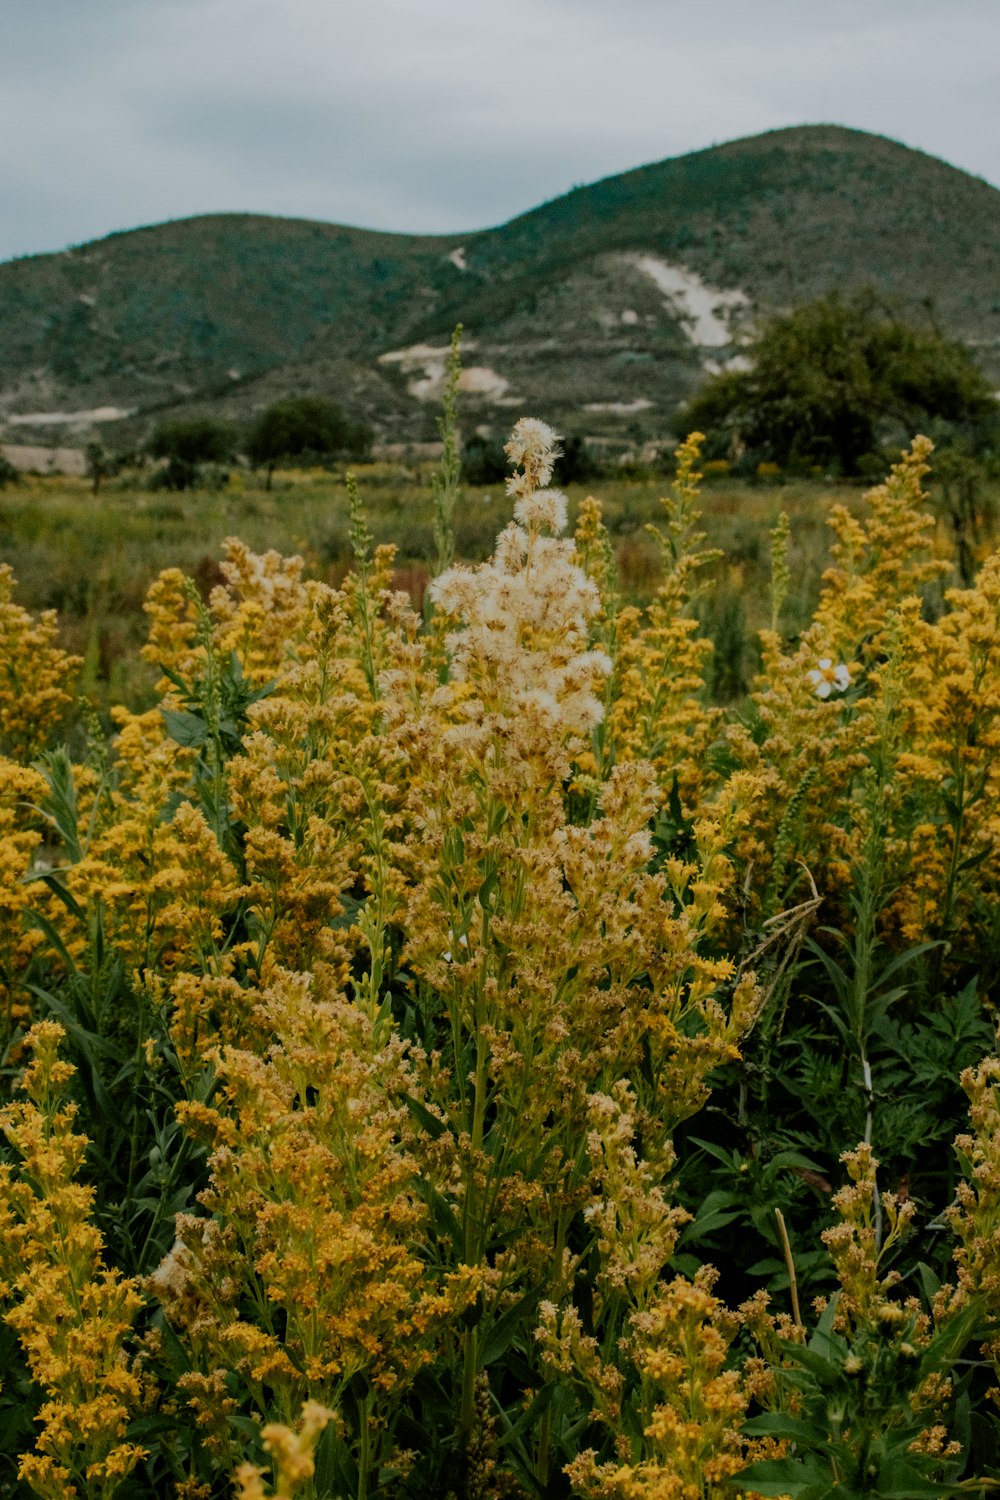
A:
347 472 380 701
775 1207 803 1332
432 323 463 579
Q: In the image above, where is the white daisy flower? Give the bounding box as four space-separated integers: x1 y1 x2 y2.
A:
807 658 851 698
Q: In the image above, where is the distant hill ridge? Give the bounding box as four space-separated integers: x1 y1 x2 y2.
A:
2 124 999 448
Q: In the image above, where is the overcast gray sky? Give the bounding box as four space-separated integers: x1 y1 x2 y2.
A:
1 0 998 264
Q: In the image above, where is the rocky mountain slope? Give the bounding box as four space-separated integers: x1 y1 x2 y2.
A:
2 125 998 451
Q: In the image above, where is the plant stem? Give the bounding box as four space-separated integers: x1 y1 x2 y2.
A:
432 325 463 579
357 1390 371 1500
775 1208 803 1333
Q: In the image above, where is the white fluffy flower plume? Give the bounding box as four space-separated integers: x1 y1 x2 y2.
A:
429 417 610 738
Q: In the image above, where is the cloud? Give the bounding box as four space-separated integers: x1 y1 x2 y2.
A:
1 0 997 260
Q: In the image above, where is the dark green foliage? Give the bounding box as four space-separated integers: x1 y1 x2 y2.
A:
554 434 604 486
460 432 508 487
246 396 373 487
740 1297 985 1499
149 416 236 466
84 438 116 495
679 291 999 476
699 583 753 702
0 455 19 489
933 444 1000 584
148 416 237 490
461 431 604 491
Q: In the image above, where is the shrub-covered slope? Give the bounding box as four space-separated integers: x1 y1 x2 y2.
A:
2 125 999 446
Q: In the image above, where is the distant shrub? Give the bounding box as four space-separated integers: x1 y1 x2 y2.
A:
84 439 117 495
460 432 508 486
0 454 19 489
462 430 603 489
934 443 1000 584
246 396 373 488
554 433 604 485
148 416 237 490
149 416 236 466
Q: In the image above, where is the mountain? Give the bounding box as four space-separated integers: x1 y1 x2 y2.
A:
1 125 999 451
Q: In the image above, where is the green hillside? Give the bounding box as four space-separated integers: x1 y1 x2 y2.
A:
2 125 999 450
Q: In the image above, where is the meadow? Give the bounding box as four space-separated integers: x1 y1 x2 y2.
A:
0 423 999 1500
0 461 874 716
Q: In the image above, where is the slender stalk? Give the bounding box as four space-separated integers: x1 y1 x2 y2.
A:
357 1390 372 1500
347 473 380 702
775 1208 803 1334
432 324 463 579
939 756 966 955
535 1207 569 1486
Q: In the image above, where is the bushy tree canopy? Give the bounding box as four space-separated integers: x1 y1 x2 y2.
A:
679 291 999 476
246 396 373 486
0 453 19 489
148 416 237 490
149 416 236 467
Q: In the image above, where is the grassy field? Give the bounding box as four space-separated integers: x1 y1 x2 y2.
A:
1 463 852 702
0 457 980 718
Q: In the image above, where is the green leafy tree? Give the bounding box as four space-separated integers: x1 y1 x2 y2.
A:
555 432 604 484
148 416 237 491
679 291 999 476
460 431 508 487
0 452 19 489
246 396 373 489
84 438 116 496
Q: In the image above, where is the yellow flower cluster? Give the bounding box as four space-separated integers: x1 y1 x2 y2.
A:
946 1056 1000 1386
159 965 477 1479
0 564 81 763
565 1269 753 1500
3 413 1000 1496
234 1400 337 1500
0 1023 146 1500
600 434 721 804
819 1142 916 1332
719 436 1000 961
0 757 48 1051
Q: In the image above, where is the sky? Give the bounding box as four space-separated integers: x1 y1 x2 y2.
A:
2 0 999 264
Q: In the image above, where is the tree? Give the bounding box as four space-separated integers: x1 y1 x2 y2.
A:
0 453 19 489
460 432 508 486
555 433 604 485
84 439 115 496
246 397 373 489
678 291 999 476
148 416 237 491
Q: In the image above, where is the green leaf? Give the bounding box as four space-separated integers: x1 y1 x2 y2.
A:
25 870 87 921
678 1186 742 1243
481 1290 540 1365
478 868 501 913
784 1343 841 1385
916 1260 941 1306
401 1091 448 1141
24 907 80 972
873 1460 959 1498
873 940 941 990
742 1411 824 1445
161 707 209 747
734 1455 829 1497
495 1379 557 1452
